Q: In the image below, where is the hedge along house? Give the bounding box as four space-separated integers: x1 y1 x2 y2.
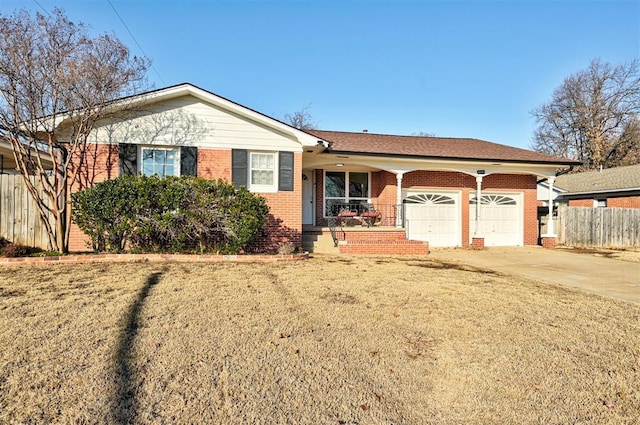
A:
49 83 575 253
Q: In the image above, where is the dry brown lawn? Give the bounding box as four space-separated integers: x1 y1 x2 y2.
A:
1 256 639 424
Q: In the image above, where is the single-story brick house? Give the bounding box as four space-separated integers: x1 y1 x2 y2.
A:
539 164 640 209
56 83 576 253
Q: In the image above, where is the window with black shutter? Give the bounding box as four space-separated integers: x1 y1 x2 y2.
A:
278 151 294 191
232 149 248 187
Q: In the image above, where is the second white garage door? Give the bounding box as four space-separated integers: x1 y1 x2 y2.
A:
404 192 461 247
469 193 523 246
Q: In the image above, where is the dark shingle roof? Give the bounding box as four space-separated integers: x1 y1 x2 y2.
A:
308 130 576 164
554 164 640 193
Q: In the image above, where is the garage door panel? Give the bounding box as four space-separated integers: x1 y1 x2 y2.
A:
405 192 460 247
470 194 522 246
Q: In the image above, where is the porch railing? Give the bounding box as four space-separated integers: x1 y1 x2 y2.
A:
326 203 405 246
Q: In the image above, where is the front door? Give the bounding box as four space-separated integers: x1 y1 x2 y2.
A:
302 171 314 225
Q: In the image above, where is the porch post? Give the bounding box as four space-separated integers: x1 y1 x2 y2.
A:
474 176 483 236
545 175 556 236
396 172 404 227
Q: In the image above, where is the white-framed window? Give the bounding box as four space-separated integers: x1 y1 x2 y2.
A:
140 147 180 177
594 198 607 208
249 152 277 192
324 171 370 216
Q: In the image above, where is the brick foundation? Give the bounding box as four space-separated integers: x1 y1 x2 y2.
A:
0 253 309 267
541 236 557 249
339 240 429 255
471 237 485 250
317 229 430 255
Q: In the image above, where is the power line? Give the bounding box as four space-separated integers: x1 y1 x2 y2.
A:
32 0 52 16
106 0 165 85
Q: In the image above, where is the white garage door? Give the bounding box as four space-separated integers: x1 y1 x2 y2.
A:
469 194 523 246
404 192 461 247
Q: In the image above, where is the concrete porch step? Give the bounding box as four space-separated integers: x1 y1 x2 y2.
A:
302 232 339 254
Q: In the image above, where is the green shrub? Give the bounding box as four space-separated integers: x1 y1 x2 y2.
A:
71 175 269 254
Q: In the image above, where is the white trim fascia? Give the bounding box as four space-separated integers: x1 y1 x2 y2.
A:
537 181 567 194
304 153 568 178
557 187 640 197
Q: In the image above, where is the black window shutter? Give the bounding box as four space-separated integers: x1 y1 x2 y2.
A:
119 143 137 176
180 146 198 176
232 149 248 187
279 151 294 191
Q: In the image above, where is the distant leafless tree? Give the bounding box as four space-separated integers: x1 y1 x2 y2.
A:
411 131 435 137
284 104 317 130
0 8 149 252
531 59 640 170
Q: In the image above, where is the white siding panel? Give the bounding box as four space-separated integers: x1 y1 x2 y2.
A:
91 95 302 151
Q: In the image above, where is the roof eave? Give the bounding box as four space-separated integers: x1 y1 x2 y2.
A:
322 149 578 167
558 187 640 197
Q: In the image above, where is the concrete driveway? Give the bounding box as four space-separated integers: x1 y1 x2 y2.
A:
430 247 640 304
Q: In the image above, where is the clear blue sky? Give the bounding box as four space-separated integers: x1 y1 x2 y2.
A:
3 0 639 149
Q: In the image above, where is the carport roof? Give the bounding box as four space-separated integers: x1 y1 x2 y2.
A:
308 130 578 165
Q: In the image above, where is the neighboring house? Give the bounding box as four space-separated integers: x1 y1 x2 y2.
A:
0 137 55 249
47 83 575 252
0 139 17 174
0 137 54 174
552 164 640 208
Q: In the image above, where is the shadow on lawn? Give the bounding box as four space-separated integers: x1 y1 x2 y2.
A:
112 271 162 425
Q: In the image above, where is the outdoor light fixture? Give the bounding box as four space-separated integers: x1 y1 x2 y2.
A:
477 169 486 175
335 163 344 167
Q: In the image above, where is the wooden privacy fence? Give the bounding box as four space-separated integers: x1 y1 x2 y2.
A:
0 174 53 250
557 205 640 248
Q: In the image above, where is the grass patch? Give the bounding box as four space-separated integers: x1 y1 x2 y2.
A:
0 256 638 423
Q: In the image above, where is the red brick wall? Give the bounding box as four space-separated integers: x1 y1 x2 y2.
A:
69 143 120 252
68 145 303 253
254 153 303 252
198 148 231 180
567 196 640 208
605 196 640 208
339 240 429 255
568 199 593 207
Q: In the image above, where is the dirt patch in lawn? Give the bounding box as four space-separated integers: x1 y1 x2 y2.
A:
1 256 639 424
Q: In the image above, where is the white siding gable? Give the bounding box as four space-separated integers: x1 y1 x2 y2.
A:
91 94 305 152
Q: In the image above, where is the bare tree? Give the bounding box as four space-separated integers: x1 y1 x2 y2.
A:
531 59 640 170
411 131 435 137
284 104 317 130
0 8 149 252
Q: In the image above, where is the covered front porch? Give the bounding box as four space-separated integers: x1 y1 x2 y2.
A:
301 165 560 252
